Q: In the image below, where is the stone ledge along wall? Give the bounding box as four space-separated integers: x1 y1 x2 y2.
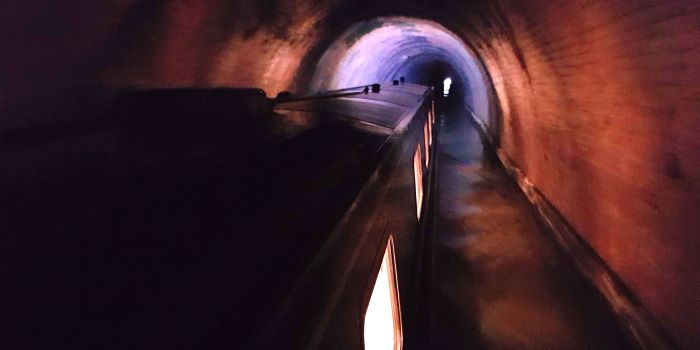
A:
470 2 700 349
3 0 699 348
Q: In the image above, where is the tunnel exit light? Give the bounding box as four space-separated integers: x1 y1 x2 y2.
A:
443 77 452 97
364 237 403 350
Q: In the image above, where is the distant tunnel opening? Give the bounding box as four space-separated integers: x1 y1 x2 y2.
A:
308 17 493 125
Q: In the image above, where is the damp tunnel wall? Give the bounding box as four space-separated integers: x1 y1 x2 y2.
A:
2 1 700 348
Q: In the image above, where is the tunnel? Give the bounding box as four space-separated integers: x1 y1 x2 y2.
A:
2 1 699 349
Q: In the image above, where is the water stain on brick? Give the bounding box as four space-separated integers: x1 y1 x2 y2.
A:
663 152 683 180
344 19 384 46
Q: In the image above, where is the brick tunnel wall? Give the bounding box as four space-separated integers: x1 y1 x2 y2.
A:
3 0 699 348
472 2 700 348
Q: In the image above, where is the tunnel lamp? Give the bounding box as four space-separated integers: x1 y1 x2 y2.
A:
364 237 403 350
443 77 452 97
413 145 424 219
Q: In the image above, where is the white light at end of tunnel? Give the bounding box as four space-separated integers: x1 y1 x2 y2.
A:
443 77 452 97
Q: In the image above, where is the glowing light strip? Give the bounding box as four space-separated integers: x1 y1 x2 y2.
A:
364 237 403 350
424 122 430 167
413 145 424 219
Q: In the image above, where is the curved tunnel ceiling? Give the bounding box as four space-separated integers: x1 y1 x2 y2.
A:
310 17 491 118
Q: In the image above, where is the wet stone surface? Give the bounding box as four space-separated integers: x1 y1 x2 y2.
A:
428 105 633 350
